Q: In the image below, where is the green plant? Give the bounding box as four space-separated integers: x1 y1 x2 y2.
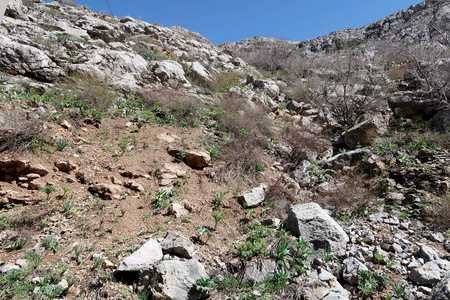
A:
63 202 75 214
391 282 406 299
41 236 59 252
176 149 186 160
237 222 270 258
357 270 389 298
73 245 83 263
263 266 293 293
323 250 340 263
194 277 215 296
61 186 72 198
213 191 228 210
55 138 69 151
10 237 29 250
309 161 325 186
41 284 65 300
39 185 56 201
152 189 174 209
196 227 211 244
212 211 226 231
25 251 42 268
276 238 292 263
255 162 265 173
56 263 69 275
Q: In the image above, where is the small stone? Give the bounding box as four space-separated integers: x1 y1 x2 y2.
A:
26 173 41 180
15 259 28 268
102 260 115 269
60 120 72 129
1 264 20 273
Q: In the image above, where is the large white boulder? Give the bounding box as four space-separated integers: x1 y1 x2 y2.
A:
286 203 349 254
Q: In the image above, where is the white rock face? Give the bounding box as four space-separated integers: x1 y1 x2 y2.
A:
151 60 191 88
116 239 163 272
286 203 349 254
0 35 63 81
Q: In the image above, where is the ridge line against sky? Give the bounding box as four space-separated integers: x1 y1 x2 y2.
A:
51 0 423 45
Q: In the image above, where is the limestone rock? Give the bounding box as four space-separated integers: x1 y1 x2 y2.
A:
168 203 188 219
150 259 207 300
151 60 191 88
342 257 368 285
430 108 450 133
409 261 442 285
242 259 277 284
116 239 163 272
252 79 280 98
184 150 211 168
185 61 212 83
55 161 77 173
388 94 443 120
88 183 123 200
324 149 371 171
0 35 63 82
430 272 450 300
286 203 349 254
238 186 265 208
343 114 389 149
160 231 196 259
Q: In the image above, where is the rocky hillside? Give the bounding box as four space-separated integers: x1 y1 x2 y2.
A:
0 1 449 300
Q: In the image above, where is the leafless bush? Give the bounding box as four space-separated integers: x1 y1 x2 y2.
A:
233 38 297 73
284 128 330 166
296 52 382 128
428 196 450 230
59 74 118 112
389 42 450 101
0 108 43 153
265 178 296 220
137 88 202 127
315 170 379 217
63 0 79 6
212 94 274 183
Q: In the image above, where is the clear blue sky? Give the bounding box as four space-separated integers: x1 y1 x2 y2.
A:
69 0 422 45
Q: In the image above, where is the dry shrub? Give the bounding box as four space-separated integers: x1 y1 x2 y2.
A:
428 196 450 230
265 178 296 220
212 94 274 183
59 74 117 112
315 171 378 216
284 128 330 166
205 71 242 92
0 107 43 153
137 88 202 127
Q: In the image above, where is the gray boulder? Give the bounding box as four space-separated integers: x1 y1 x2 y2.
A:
324 149 371 171
430 272 450 300
238 186 265 208
116 239 163 272
343 114 389 149
185 61 212 83
151 60 191 88
149 259 207 300
342 257 368 285
388 94 443 120
430 108 450 133
408 259 450 286
286 203 349 254
241 259 277 284
252 79 280 98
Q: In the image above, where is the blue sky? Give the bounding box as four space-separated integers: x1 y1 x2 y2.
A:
70 0 422 45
